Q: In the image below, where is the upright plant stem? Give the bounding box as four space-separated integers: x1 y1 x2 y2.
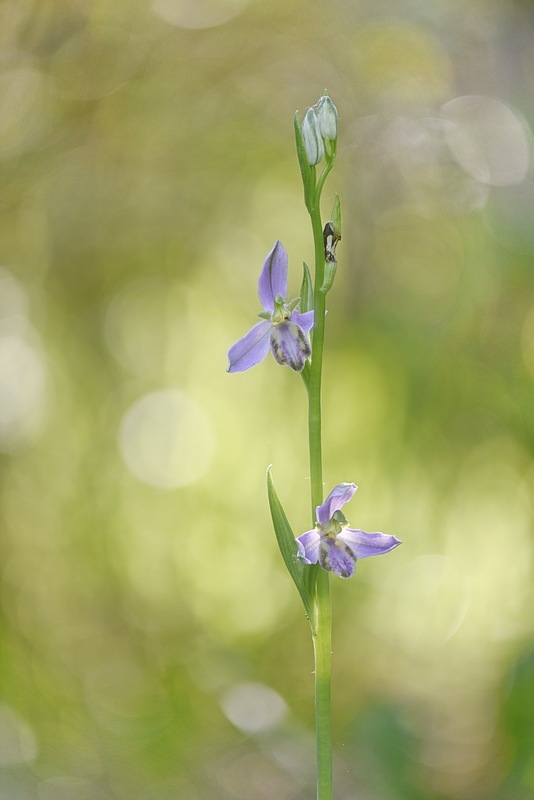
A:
309 205 326 513
313 569 332 800
308 183 332 800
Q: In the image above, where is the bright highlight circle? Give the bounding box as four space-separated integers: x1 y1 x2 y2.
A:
151 0 249 29
441 95 531 186
119 389 214 489
220 682 287 734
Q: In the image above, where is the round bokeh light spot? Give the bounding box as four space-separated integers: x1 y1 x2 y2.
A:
119 389 214 489
220 682 287 734
151 0 250 29
441 95 531 186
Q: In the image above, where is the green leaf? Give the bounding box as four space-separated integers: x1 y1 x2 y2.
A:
331 193 341 238
300 361 311 391
267 467 315 623
320 195 341 295
300 261 313 313
320 260 337 295
294 112 315 212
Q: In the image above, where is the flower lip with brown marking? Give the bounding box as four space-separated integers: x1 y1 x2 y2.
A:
296 483 402 579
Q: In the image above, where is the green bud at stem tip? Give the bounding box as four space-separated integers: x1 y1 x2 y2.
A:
316 95 338 143
301 108 324 166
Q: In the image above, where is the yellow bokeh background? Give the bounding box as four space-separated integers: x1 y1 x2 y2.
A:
0 1 533 798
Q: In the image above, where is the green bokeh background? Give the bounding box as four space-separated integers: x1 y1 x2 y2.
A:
1 1 533 798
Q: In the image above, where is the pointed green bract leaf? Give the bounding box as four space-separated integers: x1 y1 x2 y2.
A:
267 467 314 622
320 195 341 295
300 261 313 313
300 361 311 391
331 193 341 238
294 112 315 212
321 260 337 295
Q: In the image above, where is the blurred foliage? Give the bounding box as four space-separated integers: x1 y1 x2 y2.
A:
0 0 533 798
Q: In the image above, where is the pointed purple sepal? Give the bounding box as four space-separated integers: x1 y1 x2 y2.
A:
258 241 288 312
227 320 271 373
316 483 357 527
296 529 321 564
338 528 402 559
269 320 311 372
290 309 314 334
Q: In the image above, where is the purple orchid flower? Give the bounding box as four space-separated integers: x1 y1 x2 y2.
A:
296 483 401 579
227 241 314 373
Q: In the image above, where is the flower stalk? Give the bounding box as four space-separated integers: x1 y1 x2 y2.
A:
306 145 335 800
228 94 401 800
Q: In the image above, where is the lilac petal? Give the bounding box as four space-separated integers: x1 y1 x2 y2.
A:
337 528 402 559
227 320 271 373
258 241 288 312
316 483 357 527
319 538 355 579
269 321 311 372
290 309 314 334
296 529 321 564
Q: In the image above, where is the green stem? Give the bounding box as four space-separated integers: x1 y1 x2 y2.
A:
313 568 332 800
309 205 326 515
308 178 333 800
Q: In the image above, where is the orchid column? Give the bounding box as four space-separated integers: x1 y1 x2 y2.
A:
228 95 401 800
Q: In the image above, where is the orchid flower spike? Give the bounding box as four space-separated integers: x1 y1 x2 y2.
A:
227 241 314 373
301 108 324 166
296 483 401 579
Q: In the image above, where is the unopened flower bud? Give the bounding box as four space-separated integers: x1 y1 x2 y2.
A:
316 95 338 142
301 108 324 166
